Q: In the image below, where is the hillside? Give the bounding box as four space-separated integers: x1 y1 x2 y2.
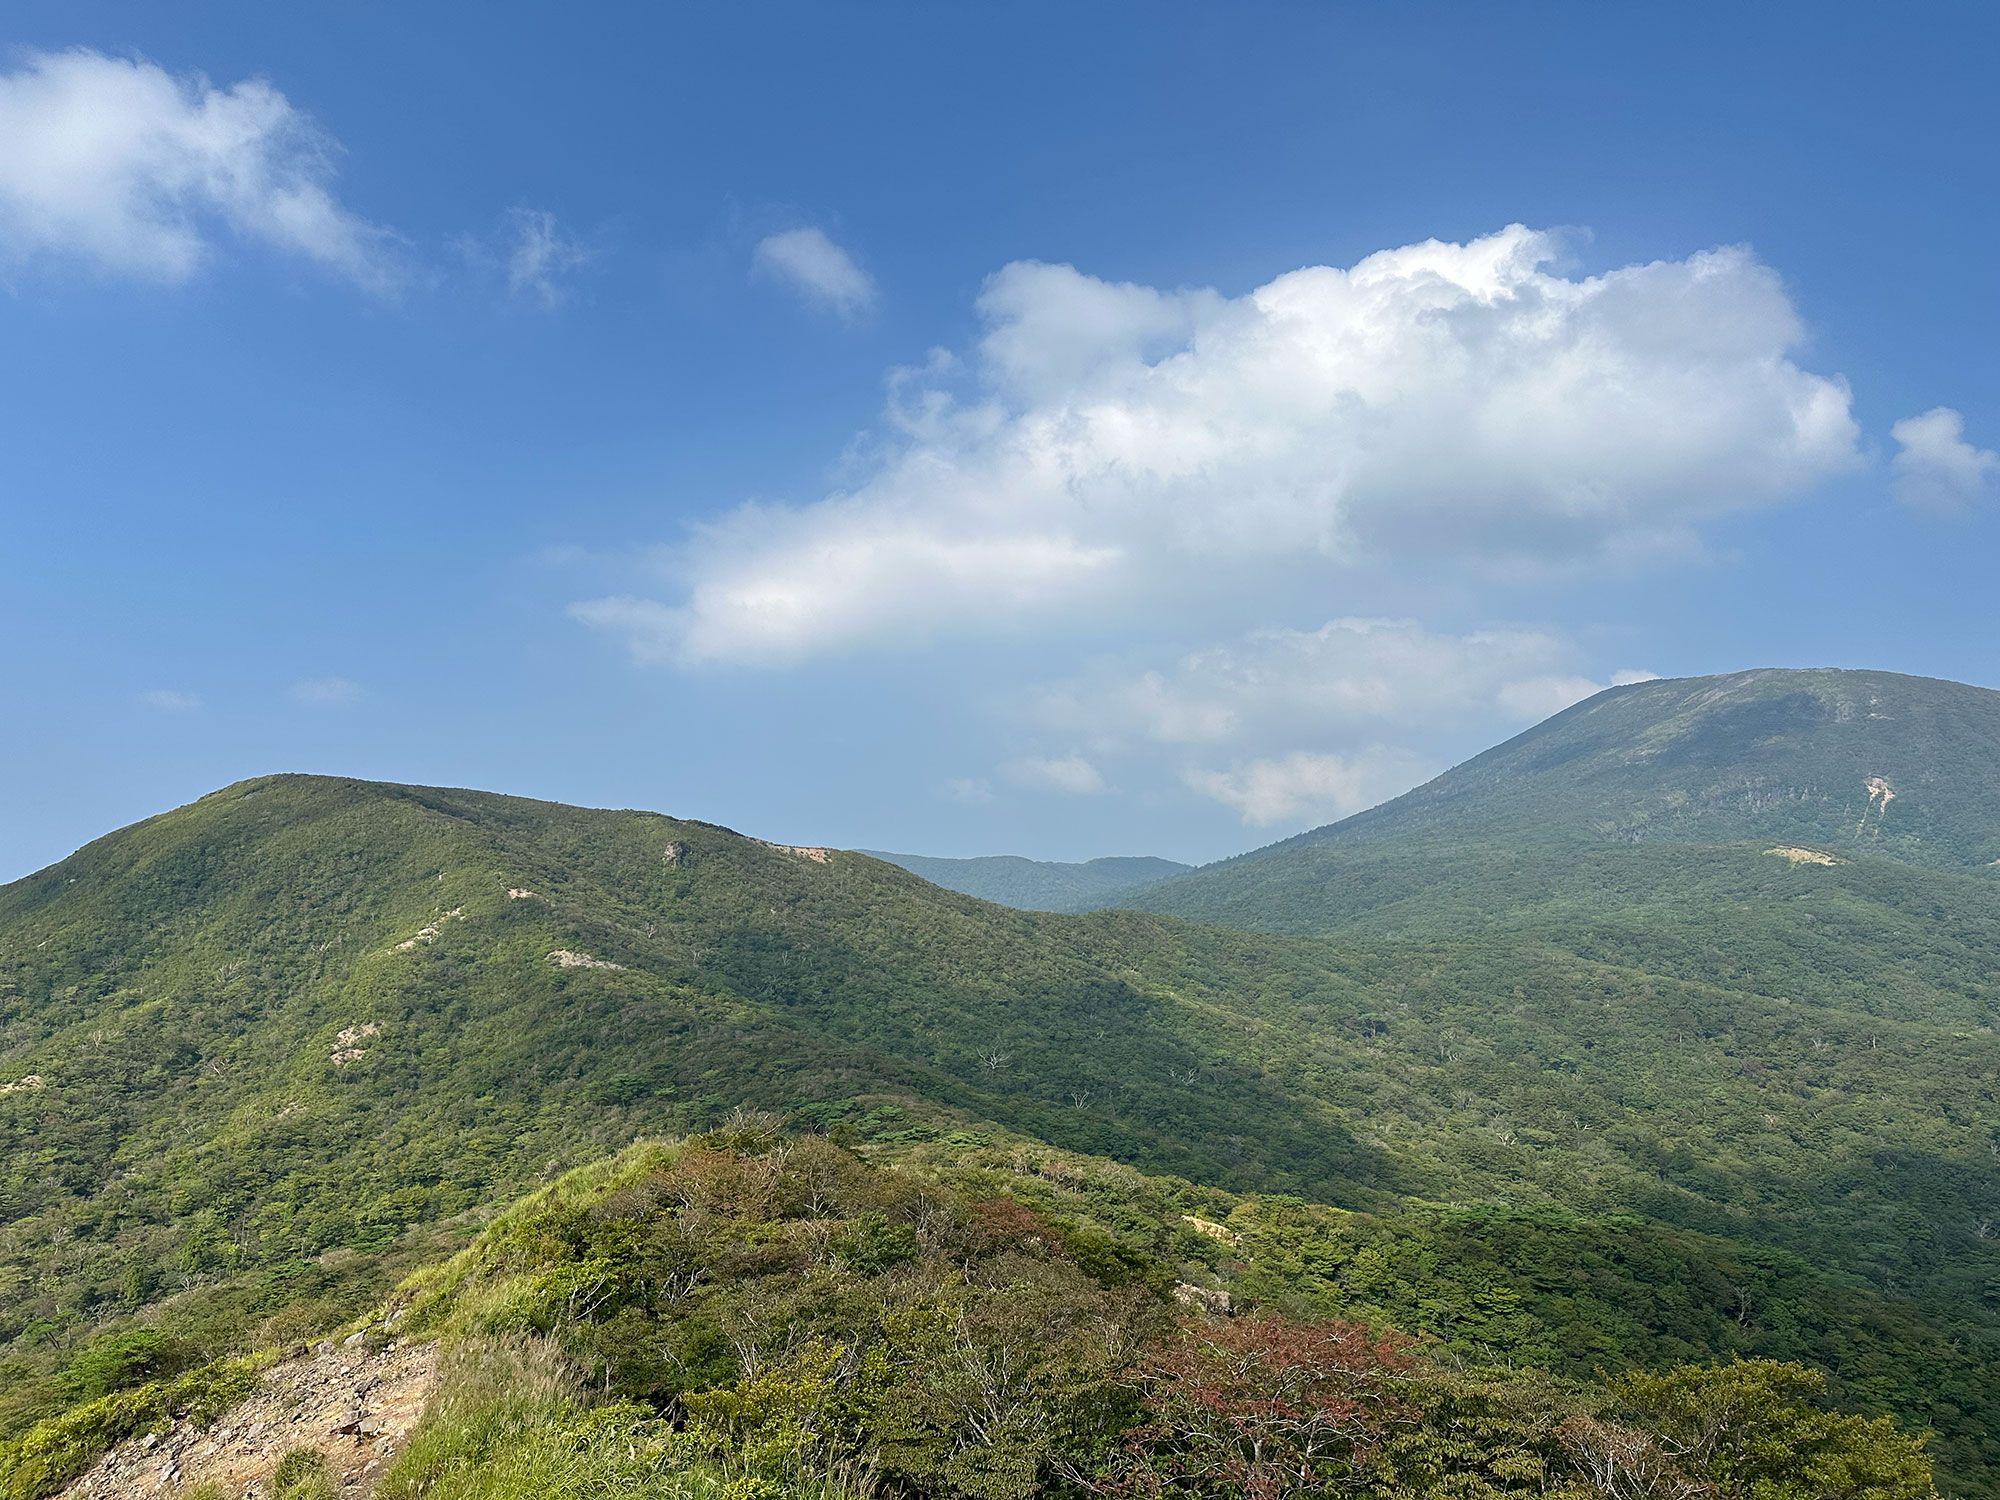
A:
1119 668 2000 936
859 851 1189 910
0 764 1996 1489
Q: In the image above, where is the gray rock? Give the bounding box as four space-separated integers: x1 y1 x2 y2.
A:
1172 1282 1234 1316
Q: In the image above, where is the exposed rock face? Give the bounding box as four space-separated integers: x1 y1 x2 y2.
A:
1173 1282 1233 1315
755 839 832 863
58 1338 436 1499
394 908 465 952
547 949 624 970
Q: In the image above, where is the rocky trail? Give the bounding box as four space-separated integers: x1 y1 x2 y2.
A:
58 1338 435 1499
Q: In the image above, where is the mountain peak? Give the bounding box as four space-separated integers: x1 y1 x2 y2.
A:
1116 666 2000 934
1288 665 2000 867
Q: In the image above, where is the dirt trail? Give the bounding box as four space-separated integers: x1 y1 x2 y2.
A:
58 1338 434 1499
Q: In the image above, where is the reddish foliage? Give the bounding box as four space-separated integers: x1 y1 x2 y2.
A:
1105 1313 1417 1500
966 1195 1056 1254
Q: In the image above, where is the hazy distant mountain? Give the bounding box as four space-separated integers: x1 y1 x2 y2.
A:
1117 667 2000 935
858 850 1190 909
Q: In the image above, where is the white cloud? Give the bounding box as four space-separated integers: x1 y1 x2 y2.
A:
1002 755 1107 795
1187 749 1430 827
1492 675 1611 722
1038 617 1652 750
139 688 199 712
572 530 1120 665
502 207 588 308
1890 407 1998 515
0 48 400 290
1495 667 1658 721
291 676 362 706
752 226 876 320
582 226 1859 667
1030 618 1660 827
945 777 994 804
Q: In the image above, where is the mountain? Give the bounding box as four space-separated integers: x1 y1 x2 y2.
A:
858 850 1189 910
2 732 1998 1487
1300 666 2000 865
1116 667 2000 937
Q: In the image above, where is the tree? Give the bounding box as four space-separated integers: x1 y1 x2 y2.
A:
1104 1313 1415 1500
1612 1361 1935 1500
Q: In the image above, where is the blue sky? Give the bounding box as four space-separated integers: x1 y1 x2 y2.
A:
3 1 1998 880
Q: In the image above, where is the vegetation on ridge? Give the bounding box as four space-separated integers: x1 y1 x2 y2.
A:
361 1124 1937 1500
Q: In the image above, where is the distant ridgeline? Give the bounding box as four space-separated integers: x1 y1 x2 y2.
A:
0 666 1995 1495
859 850 1190 911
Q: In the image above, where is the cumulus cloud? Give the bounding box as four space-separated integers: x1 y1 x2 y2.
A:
581 225 1859 667
1002 755 1107 795
1890 407 1998 515
1496 666 1659 721
1186 748 1430 827
291 675 362 705
139 688 199 712
752 226 876 321
1037 617 1653 751
1029 618 1658 825
0 48 400 290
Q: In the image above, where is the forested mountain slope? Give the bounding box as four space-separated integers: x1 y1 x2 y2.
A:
1119 667 2000 937
0 766 1997 1488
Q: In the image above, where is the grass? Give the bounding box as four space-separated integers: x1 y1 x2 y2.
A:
377 1338 859 1500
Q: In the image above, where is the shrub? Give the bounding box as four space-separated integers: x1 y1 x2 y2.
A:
63 1330 188 1401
